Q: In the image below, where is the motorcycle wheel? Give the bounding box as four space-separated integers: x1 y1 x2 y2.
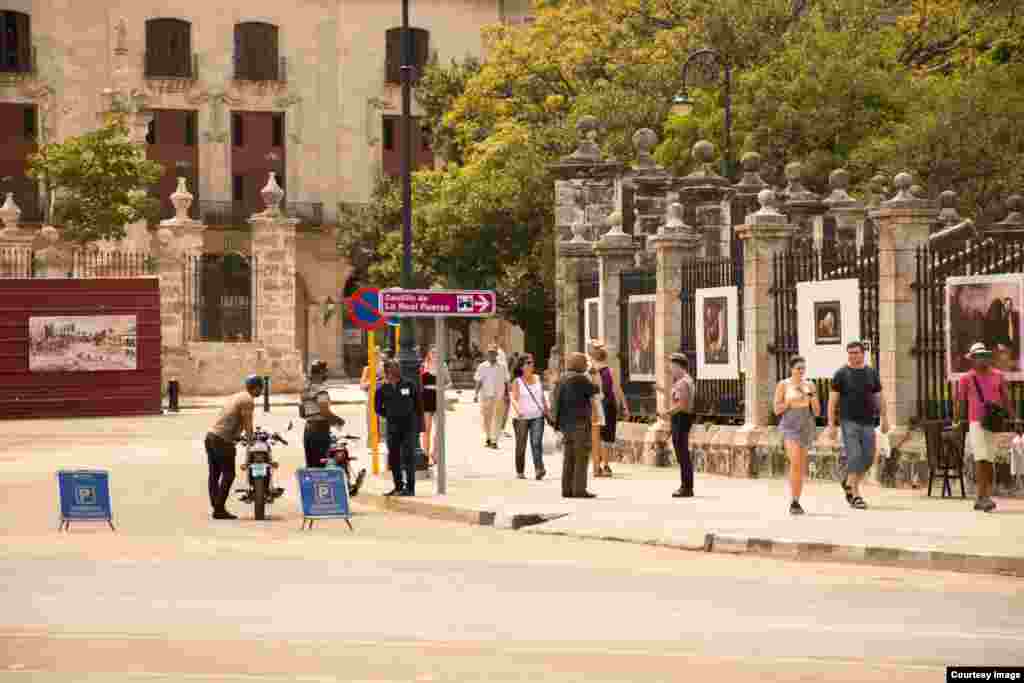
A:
253 477 267 520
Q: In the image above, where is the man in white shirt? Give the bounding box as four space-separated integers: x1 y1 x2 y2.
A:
475 346 508 449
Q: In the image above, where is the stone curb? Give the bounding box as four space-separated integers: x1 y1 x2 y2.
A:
170 399 368 411
357 495 1024 577
704 533 1024 578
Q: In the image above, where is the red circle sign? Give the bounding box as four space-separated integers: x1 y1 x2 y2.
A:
346 287 387 331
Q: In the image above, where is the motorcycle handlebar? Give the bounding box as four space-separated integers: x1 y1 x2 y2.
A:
272 434 289 446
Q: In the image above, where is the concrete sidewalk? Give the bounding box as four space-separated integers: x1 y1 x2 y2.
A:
359 422 1024 577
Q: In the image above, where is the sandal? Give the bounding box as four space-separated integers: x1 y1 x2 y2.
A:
602 464 613 477
850 496 868 510
841 478 853 504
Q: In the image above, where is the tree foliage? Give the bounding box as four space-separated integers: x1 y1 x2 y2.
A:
27 118 164 245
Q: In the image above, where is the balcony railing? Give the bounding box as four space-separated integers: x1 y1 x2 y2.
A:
233 56 288 83
197 199 323 227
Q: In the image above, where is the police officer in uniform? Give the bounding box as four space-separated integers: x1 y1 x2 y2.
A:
375 360 423 496
302 360 345 468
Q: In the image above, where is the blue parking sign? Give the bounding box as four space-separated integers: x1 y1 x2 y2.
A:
296 468 353 530
56 470 115 531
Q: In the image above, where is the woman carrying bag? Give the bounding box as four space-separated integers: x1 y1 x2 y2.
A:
510 354 549 480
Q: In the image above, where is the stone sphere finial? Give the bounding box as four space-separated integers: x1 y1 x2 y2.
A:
756 188 780 214
40 224 60 245
741 152 761 172
633 128 657 154
938 189 960 227
997 193 1024 228
894 172 913 191
156 226 174 248
829 169 850 191
693 140 716 164
940 189 957 208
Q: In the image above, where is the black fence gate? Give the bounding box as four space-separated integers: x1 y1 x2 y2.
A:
914 237 1024 422
771 243 880 394
619 268 657 416
188 253 257 342
680 254 744 423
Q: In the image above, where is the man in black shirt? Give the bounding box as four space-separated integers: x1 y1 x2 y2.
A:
374 360 422 496
828 341 888 510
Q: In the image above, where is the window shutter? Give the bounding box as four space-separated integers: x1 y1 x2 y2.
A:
234 24 246 78
15 11 31 73
174 21 191 78
266 24 279 80
412 28 430 80
385 28 401 84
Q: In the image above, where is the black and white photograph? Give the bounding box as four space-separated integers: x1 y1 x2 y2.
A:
814 300 842 346
946 274 1024 378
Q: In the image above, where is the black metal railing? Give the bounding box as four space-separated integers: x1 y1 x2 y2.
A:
187 253 257 342
198 199 324 227
913 237 1024 423
619 268 657 417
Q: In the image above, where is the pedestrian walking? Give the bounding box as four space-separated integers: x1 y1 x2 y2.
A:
828 341 887 510
955 342 1015 512
589 344 630 478
660 353 695 498
204 375 263 520
474 346 508 449
301 361 345 469
552 352 599 498
496 343 513 439
375 360 423 496
510 353 549 480
421 346 438 466
774 356 820 515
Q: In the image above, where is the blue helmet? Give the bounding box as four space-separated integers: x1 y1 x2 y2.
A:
245 375 265 392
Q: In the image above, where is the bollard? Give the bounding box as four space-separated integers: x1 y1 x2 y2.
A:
168 379 180 413
263 375 271 413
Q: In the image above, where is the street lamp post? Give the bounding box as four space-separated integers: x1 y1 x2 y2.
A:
675 48 733 180
398 0 418 387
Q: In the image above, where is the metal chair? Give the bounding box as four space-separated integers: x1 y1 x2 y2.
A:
923 420 966 498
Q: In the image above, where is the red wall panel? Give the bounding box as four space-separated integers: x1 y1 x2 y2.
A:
0 278 162 419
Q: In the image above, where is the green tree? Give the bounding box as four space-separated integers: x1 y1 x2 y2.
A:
27 118 164 245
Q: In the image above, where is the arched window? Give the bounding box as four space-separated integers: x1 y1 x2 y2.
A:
385 27 430 84
145 18 192 78
234 22 279 81
1 11 32 73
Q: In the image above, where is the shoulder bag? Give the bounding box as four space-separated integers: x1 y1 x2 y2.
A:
520 378 554 428
973 374 1009 433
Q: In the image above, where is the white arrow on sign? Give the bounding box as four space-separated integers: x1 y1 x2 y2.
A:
474 295 491 312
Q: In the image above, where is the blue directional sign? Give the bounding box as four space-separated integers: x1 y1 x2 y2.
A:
296 468 352 529
56 470 114 531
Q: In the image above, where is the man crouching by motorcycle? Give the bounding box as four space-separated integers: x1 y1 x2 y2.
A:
302 361 346 469
205 375 263 520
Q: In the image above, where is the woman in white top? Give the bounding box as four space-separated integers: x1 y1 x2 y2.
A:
510 354 550 480
773 356 820 515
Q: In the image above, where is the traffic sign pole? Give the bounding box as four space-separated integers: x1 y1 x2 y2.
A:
367 330 380 476
435 317 447 495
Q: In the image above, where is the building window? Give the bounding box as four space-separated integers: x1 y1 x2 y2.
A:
385 27 430 84
1 11 31 73
232 174 244 201
382 117 395 151
145 118 156 145
184 111 196 146
232 113 244 148
145 18 192 78
24 106 36 141
272 113 284 147
234 22 279 81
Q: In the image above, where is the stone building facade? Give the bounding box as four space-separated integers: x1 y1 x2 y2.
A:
0 0 531 393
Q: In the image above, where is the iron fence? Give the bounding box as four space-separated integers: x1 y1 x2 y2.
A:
770 243 880 412
186 253 258 342
619 268 657 417
913 237 1024 422
680 254 744 423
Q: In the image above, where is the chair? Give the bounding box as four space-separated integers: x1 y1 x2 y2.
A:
923 420 966 498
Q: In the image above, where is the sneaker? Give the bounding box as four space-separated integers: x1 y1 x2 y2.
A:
974 497 997 513
536 468 546 481
789 500 805 515
517 473 527 479
212 509 237 520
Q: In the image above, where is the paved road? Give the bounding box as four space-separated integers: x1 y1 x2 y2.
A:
2 409 1023 681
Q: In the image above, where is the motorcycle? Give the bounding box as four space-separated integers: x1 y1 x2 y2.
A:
321 430 367 497
236 423 291 520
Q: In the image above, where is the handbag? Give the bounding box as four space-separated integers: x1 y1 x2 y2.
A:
521 377 555 428
973 374 1009 433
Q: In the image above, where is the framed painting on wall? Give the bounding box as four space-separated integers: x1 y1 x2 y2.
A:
796 279 861 379
29 315 138 373
946 273 1024 380
584 297 601 346
626 294 655 382
695 286 739 379
814 300 842 346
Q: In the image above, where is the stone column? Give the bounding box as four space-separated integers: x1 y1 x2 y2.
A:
594 217 637 383
561 238 594 360
870 172 938 432
736 190 797 429
650 203 702 415
983 193 1024 241
0 194 35 277
249 172 303 391
781 161 825 250
677 141 734 259
823 169 866 248
155 178 206 348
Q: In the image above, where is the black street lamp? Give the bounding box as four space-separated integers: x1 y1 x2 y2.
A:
398 0 418 387
674 48 733 179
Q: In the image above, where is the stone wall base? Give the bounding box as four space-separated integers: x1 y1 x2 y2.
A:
604 422 1024 495
162 343 303 396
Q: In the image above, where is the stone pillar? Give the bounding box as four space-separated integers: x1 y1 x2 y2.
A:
677 141 734 258
0 194 34 277
594 217 637 383
983 193 1024 241
823 169 866 248
32 225 72 278
650 203 702 415
870 172 938 432
781 161 825 250
249 172 303 391
736 190 797 428
155 178 206 348
561 240 594 359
